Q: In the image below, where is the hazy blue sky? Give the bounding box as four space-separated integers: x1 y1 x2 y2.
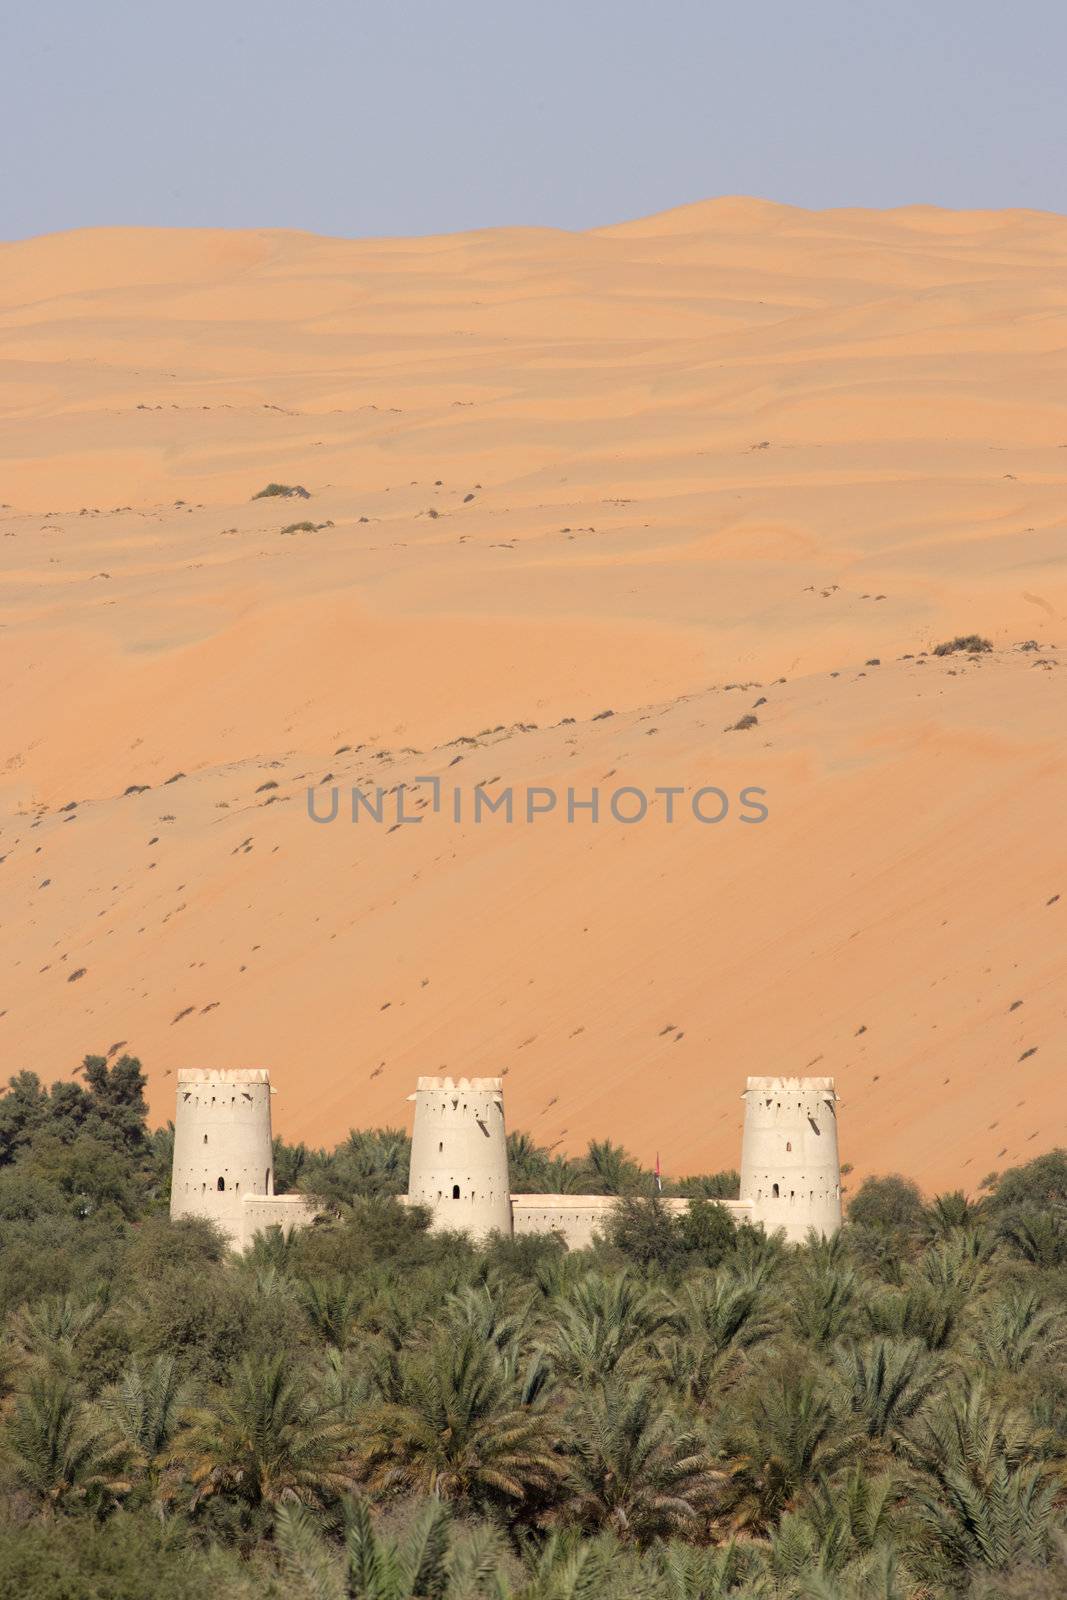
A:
3 1 1064 240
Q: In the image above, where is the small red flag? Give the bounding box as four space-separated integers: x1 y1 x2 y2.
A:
654 1152 662 1192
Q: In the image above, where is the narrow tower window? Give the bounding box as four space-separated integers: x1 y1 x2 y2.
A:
772 1183 780 1199
452 1184 461 1199
217 1176 225 1191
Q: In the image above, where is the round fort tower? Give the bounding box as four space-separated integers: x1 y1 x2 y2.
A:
407 1075 512 1240
739 1075 841 1243
170 1068 274 1246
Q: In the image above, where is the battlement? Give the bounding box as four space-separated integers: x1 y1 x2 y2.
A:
413 1075 503 1093
744 1076 837 1096
177 1068 271 1086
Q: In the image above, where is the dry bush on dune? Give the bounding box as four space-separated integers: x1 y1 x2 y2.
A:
251 482 310 500
933 635 993 656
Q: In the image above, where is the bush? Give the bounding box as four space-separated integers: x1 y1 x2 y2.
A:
250 483 308 500
847 1173 926 1235
932 634 993 655
985 1149 1067 1214
676 1197 739 1265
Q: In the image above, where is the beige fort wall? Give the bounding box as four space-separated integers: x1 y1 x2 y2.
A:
510 1194 756 1250
239 1192 319 1250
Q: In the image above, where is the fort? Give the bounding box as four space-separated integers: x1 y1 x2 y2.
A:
170 1070 841 1249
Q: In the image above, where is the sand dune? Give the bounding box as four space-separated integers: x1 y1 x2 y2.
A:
1 198 1065 1194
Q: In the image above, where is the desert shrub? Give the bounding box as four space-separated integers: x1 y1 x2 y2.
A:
289 1195 465 1279
847 1173 927 1241
985 1150 1067 1214
121 1213 229 1278
676 1197 741 1266
605 1195 688 1271
933 634 993 655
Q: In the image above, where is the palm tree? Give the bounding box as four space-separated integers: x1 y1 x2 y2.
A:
581 1140 645 1197
966 1288 1066 1376
716 1368 859 1534
441 1281 536 1357
664 1270 776 1405
356 1329 564 1509
866 1234 993 1354
834 1338 942 1446
647 1537 765 1600
176 1352 356 1511
340 1128 411 1198
507 1132 554 1193
543 1156 591 1195
768 1467 902 1590
299 1277 363 1350
920 1230 997 1298
98 1353 191 1504
276 1495 503 1600
903 1380 1060 1579
728 1224 790 1282
8 1291 104 1375
923 1190 984 1240
562 1379 721 1544
540 1271 671 1387
791 1259 862 1347
0 1370 129 1514
244 1223 304 1274
999 1208 1067 1269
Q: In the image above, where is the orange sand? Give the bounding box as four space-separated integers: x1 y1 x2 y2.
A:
1 199 1065 1194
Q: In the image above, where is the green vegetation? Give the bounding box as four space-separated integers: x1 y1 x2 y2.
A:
0 1056 1064 1598
932 635 994 656
251 482 309 500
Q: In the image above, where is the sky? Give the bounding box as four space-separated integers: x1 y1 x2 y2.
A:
3 0 1065 241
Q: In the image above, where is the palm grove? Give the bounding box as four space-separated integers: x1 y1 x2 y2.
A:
0 1055 1064 1600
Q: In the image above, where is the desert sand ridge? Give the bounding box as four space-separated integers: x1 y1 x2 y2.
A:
1 199 1065 1194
